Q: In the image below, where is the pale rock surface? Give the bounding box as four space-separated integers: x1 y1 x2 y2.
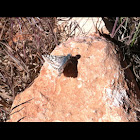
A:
57 17 110 36
8 33 140 122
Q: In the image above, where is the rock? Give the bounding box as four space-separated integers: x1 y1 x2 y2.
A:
57 17 110 37
8 33 140 122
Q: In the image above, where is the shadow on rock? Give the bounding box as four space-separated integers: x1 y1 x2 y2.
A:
63 54 81 78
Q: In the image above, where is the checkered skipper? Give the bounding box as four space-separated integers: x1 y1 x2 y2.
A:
42 54 72 76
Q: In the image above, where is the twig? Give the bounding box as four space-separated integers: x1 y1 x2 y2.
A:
111 17 119 38
10 106 25 116
133 65 140 80
46 19 58 47
111 17 127 38
0 20 6 40
11 98 34 111
17 116 26 122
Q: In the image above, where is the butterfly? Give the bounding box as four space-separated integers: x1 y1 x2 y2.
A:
42 54 72 76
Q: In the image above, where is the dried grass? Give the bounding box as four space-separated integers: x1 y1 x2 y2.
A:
0 17 78 121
